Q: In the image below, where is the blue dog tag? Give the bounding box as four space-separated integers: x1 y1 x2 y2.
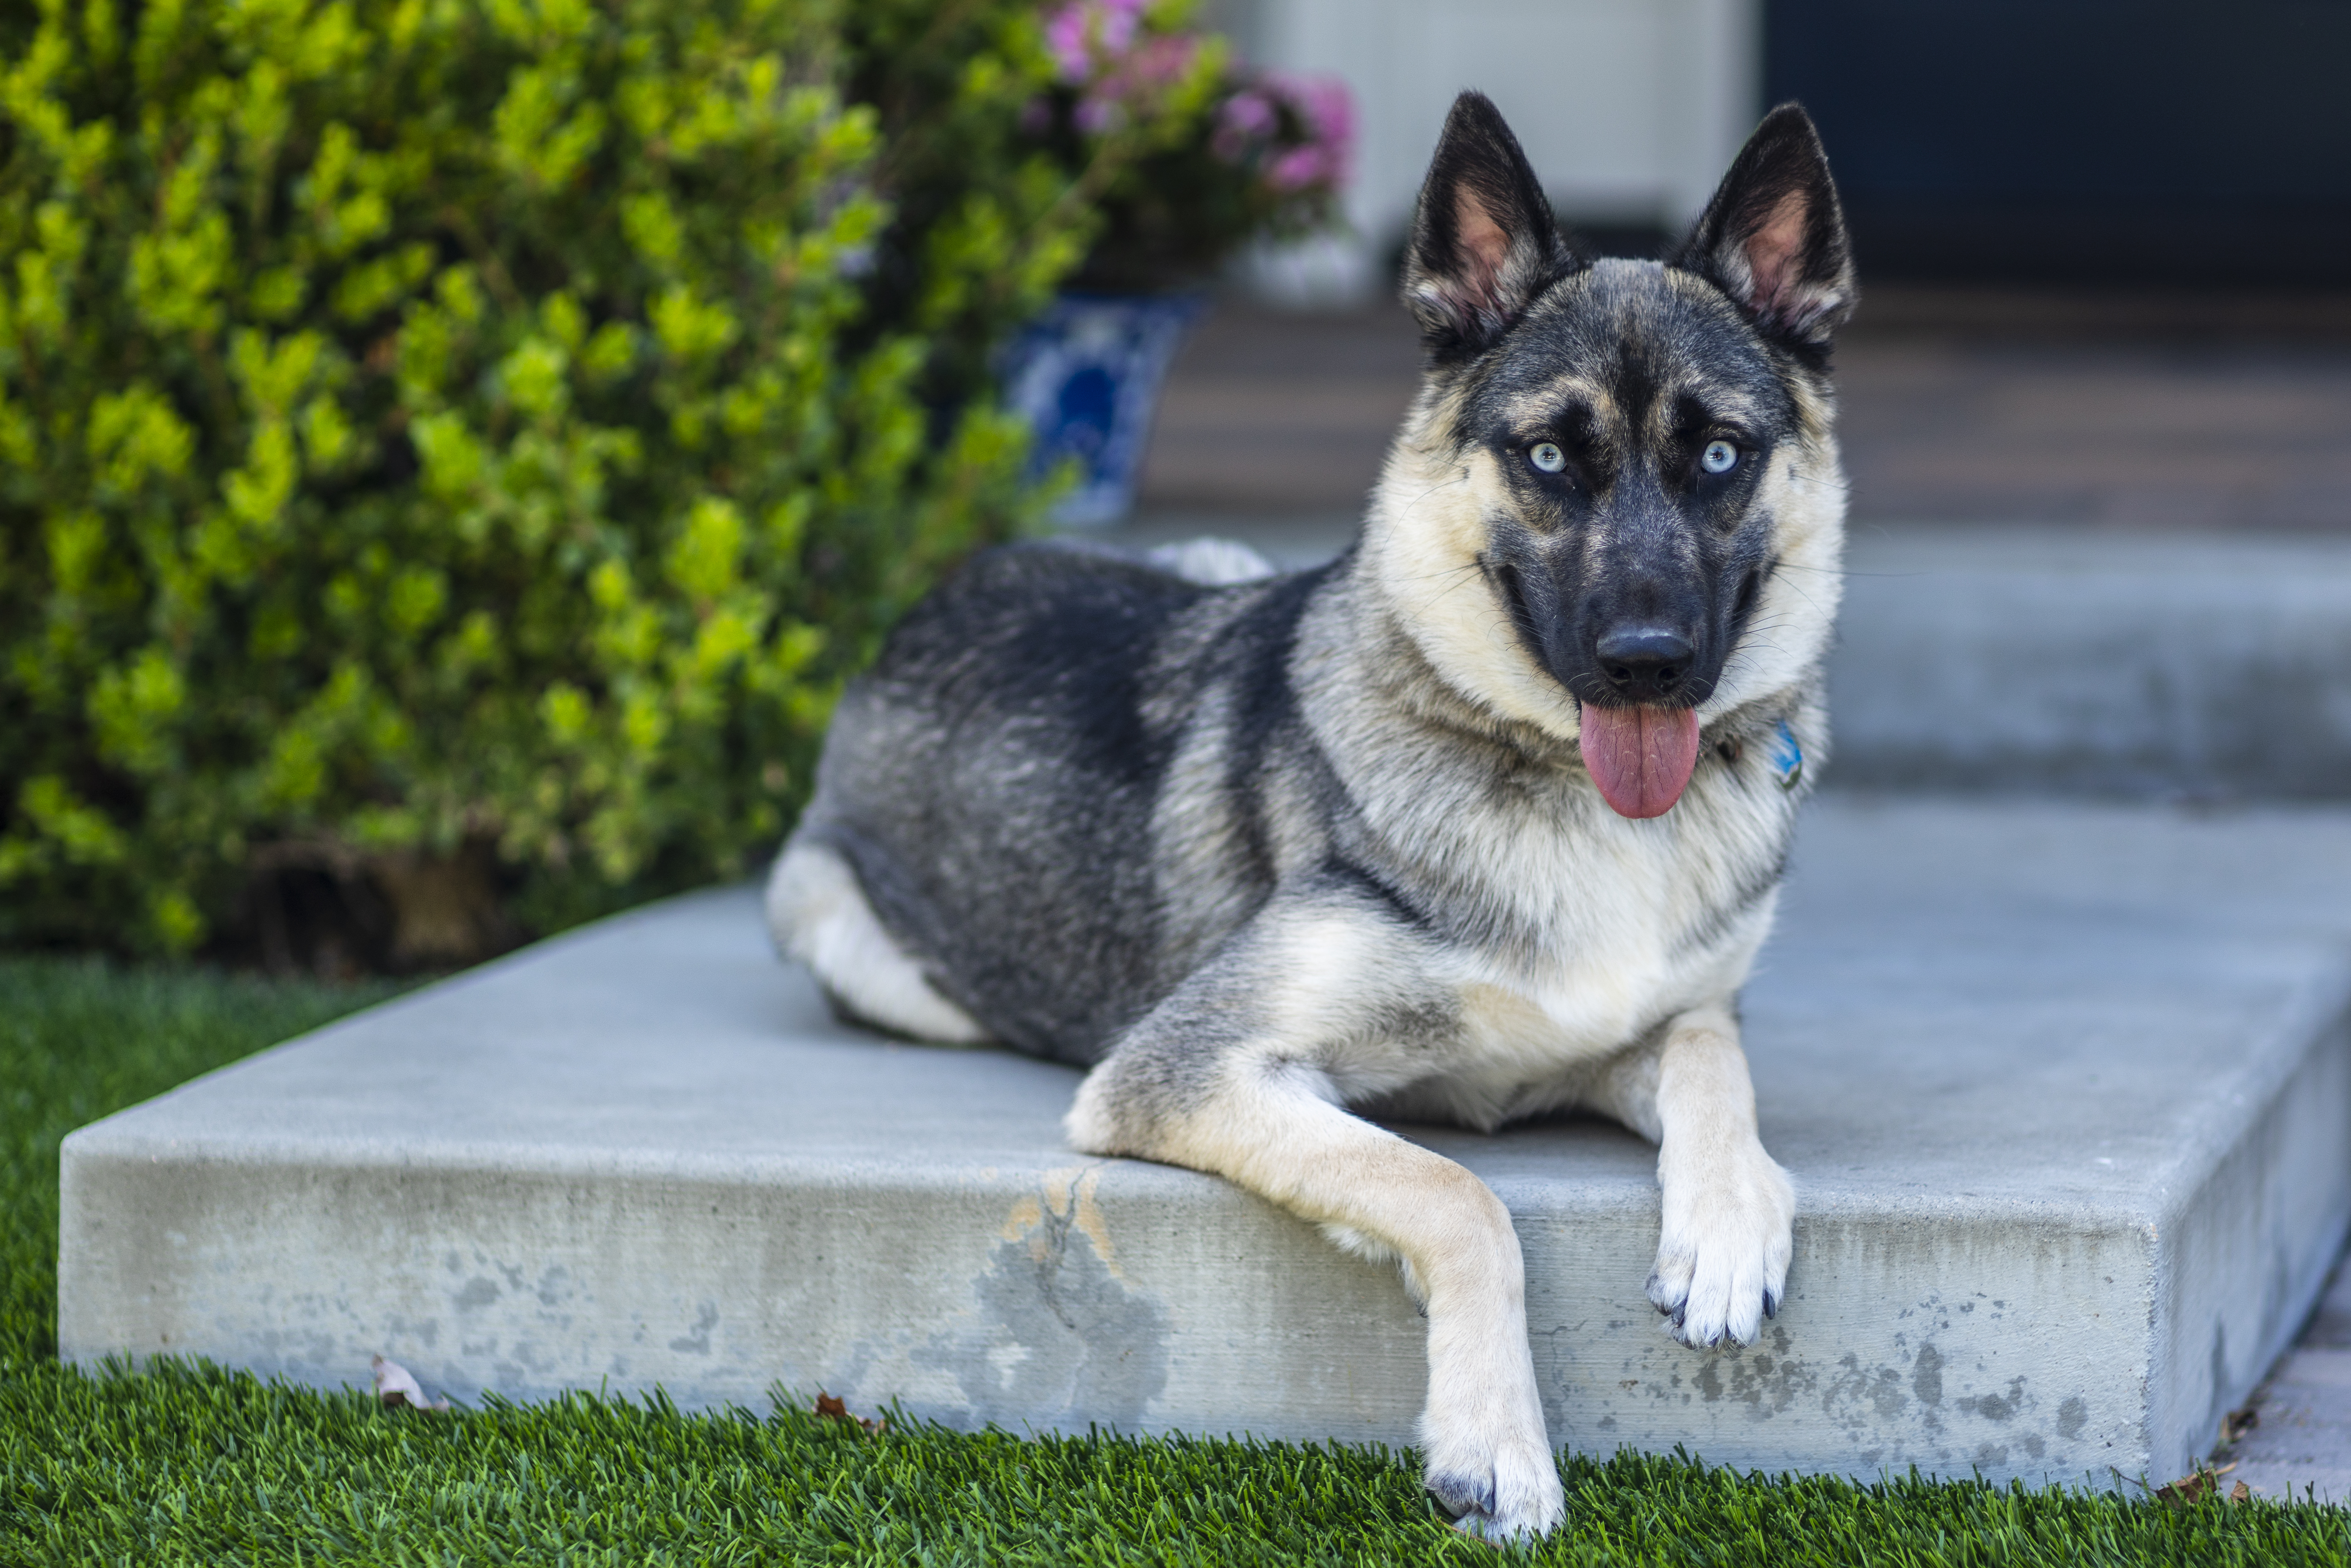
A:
1769 719 1803 791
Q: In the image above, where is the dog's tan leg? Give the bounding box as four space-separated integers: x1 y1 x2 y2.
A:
1065 897 1564 1539
1587 1002 1794 1348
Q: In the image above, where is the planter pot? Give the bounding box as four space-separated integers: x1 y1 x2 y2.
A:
1002 291 1209 527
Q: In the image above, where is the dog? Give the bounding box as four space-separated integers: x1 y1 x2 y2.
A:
767 91 1853 1539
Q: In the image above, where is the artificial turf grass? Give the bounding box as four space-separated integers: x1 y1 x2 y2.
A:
4 954 2349 1566
11 1368 2350 1568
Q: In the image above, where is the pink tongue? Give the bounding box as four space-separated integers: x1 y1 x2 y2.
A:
1578 704 1702 819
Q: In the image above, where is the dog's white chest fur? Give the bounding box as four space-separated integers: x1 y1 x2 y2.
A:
1343 765 1785 1129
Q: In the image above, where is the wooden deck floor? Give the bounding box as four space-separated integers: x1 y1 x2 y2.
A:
1134 288 2351 533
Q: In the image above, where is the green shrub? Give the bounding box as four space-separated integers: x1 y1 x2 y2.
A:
0 0 1179 961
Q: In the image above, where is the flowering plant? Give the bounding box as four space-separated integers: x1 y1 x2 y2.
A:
1031 0 1354 290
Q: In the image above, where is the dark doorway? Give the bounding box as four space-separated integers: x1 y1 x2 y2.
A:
1766 1 2351 285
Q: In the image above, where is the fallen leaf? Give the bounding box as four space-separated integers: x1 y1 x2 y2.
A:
814 1390 886 1433
371 1354 450 1411
2155 1463 2236 1508
2230 1480 2252 1503
2220 1404 2260 1444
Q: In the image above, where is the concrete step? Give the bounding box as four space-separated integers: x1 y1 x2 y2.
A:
1098 515 2351 800
59 798 2351 1487
1831 529 2351 800
2226 1252 2351 1502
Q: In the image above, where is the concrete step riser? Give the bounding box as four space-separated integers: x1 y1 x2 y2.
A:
1830 532 2351 799
1110 519 2351 798
63 1113 2348 1483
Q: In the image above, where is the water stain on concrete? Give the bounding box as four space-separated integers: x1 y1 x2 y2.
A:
1959 1377 2026 1423
914 1166 1168 1429
668 1300 719 1355
388 1314 441 1350
1562 1333 2069 1483
1822 1353 1912 1439
1912 1343 1945 1407
1678 1342 1821 1420
1721 1343 1819 1419
1868 1367 1909 1420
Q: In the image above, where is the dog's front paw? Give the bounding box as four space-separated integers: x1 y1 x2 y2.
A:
1646 1141 1794 1349
1421 1401 1564 1540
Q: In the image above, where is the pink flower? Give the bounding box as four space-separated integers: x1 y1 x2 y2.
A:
1044 4 1093 80
1266 144 1328 193
1218 89 1277 139
1210 87 1280 164
1097 0 1142 56
1268 70 1355 187
1044 0 1149 83
1131 34 1196 86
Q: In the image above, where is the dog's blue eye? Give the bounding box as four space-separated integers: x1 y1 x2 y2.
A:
1702 440 1739 474
1529 443 1566 474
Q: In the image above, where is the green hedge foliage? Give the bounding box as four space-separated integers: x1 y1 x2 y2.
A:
0 0 1170 959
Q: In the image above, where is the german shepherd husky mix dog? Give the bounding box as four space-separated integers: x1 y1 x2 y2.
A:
769 92 1854 1538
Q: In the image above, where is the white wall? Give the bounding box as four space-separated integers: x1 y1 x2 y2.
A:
1219 0 1763 306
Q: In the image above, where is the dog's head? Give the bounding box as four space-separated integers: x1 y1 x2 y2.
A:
1367 92 1853 818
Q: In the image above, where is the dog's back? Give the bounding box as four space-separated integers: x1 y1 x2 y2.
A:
784 543 1335 1062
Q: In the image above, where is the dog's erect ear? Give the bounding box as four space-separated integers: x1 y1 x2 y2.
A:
1402 92 1575 361
1673 103 1855 350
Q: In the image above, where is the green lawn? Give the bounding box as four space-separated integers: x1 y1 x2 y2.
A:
4 956 2346 1565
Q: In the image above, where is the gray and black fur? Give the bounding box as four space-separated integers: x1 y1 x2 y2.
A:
770 93 1855 1540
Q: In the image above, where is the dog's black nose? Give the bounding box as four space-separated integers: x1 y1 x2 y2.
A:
1596 625 1695 696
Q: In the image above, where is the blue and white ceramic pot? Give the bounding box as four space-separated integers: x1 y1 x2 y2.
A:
1001 291 1209 527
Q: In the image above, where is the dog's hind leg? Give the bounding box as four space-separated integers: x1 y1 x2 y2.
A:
1586 1003 1794 1349
765 837 990 1045
1064 891 1564 1540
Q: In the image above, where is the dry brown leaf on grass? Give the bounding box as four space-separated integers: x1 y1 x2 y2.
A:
371 1354 450 1411
2154 1462 2239 1508
2156 1472 2213 1507
814 1390 886 1433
